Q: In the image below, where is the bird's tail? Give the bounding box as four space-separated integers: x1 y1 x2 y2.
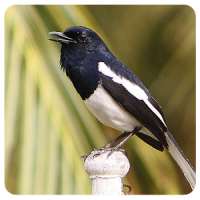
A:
166 131 196 190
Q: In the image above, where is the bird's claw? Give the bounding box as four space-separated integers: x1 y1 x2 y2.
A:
81 148 128 161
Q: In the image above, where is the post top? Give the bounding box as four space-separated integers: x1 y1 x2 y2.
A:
84 149 130 179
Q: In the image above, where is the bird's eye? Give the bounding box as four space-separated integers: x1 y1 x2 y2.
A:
78 34 87 42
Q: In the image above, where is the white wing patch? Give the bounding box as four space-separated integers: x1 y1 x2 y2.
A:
98 62 166 125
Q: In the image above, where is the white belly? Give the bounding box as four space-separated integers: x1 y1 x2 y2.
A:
84 86 142 132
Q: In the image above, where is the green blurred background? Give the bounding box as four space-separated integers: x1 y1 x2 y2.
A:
5 5 195 194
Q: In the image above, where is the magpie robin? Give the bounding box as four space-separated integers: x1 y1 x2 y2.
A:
48 26 195 189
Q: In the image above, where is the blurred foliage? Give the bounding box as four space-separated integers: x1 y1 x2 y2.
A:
5 5 195 194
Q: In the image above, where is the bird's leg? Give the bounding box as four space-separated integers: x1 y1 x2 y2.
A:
96 127 141 157
100 131 131 149
103 126 141 149
81 127 141 160
81 133 130 161
106 127 141 157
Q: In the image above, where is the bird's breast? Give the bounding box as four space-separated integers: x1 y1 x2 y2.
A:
84 85 141 132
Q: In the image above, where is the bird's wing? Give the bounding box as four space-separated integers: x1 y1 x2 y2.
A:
100 73 168 148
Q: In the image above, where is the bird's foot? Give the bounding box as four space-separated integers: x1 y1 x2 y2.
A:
97 147 128 157
81 148 127 162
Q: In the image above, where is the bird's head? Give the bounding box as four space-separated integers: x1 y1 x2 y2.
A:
48 26 109 58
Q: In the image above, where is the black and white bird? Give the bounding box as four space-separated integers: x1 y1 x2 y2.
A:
48 26 195 189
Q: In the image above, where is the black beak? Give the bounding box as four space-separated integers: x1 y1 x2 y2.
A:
48 31 77 44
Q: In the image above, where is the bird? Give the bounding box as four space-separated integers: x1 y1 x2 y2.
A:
48 26 195 189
